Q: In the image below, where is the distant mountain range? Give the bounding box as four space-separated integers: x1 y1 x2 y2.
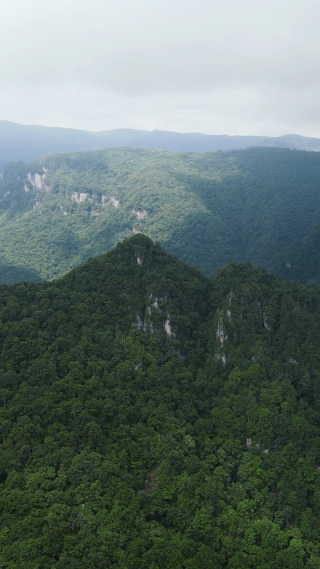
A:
1 120 320 172
1 145 320 284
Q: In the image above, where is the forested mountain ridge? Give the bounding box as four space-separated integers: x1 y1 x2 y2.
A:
2 146 320 284
1 234 320 567
1 119 320 173
270 223 320 284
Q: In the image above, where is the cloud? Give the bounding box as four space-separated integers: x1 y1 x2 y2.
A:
75 39 320 97
0 0 320 136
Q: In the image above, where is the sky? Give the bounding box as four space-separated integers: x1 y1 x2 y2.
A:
1 0 320 136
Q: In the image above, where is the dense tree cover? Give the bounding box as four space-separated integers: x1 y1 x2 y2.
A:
270 223 320 285
0 256 42 285
1 120 320 172
1 234 320 566
1 146 320 284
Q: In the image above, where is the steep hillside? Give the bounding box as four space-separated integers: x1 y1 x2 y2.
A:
1 146 320 284
1 120 320 172
269 223 320 284
1 235 320 567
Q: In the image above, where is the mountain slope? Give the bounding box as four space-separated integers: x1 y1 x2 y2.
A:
1 235 320 567
1 146 320 283
1 120 320 172
269 223 320 284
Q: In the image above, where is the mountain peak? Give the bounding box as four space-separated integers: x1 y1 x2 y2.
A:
2 234 320 565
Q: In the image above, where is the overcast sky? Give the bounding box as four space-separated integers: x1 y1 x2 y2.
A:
1 0 320 136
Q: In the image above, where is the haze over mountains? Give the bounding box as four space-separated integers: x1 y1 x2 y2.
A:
1 120 320 173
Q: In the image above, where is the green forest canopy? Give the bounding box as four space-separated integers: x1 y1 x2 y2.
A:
1 235 320 567
2 146 320 284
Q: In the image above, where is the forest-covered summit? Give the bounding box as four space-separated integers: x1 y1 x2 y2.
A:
2 146 320 284
2 235 320 566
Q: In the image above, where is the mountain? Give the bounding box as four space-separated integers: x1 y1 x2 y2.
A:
1 146 320 284
1 234 320 567
1 120 320 172
269 223 320 284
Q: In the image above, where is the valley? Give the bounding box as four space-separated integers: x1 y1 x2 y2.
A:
1 146 320 284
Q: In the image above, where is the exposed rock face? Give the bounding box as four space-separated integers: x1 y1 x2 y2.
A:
134 294 173 339
216 317 228 344
100 195 120 207
164 317 172 337
132 208 147 220
26 171 47 191
263 312 271 330
71 192 88 203
214 308 230 365
106 196 120 208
